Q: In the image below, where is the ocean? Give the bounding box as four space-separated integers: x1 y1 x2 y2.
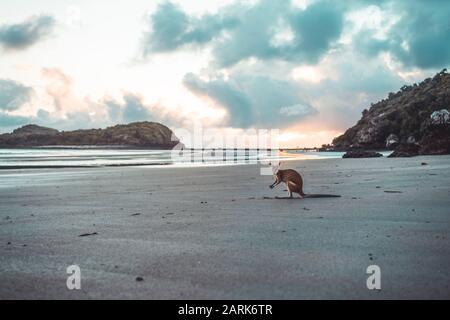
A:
0 148 356 170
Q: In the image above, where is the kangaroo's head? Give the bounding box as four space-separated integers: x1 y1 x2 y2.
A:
269 162 282 189
269 161 281 175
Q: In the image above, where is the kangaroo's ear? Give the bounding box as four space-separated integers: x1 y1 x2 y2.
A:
271 161 280 174
276 161 282 170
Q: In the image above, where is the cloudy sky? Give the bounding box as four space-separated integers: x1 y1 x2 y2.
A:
0 0 449 147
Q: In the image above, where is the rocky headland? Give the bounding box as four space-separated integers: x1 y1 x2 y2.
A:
332 69 450 157
0 121 180 149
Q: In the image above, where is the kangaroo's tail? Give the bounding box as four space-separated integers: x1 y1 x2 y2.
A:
303 194 341 198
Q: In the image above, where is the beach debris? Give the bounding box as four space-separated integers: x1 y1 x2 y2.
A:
135 276 144 282
165 212 175 215
421 162 428 166
7 242 11 245
78 232 98 237
130 213 141 216
303 207 310 210
384 190 403 193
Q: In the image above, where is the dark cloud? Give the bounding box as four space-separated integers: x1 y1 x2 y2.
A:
183 72 317 128
286 1 344 63
354 1 450 69
142 0 345 67
0 112 30 127
142 1 237 55
0 79 34 111
0 15 55 50
104 93 152 123
104 100 122 122
143 0 450 70
213 0 345 67
32 108 109 132
183 73 253 127
122 94 153 123
102 93 189 128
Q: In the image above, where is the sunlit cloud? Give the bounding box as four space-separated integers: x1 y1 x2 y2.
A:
291 66 326 83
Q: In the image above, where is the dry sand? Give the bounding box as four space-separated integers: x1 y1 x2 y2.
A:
1 156 450 299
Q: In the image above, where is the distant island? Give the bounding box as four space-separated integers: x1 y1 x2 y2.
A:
0 121 180 149
331 69 450 157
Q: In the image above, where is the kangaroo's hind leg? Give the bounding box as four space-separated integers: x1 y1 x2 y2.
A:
286 182 293 198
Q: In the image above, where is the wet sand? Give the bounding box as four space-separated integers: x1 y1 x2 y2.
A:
1 156 450 299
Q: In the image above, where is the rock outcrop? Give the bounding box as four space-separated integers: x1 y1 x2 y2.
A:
332 69 450 155
385 133 399 149
418 124 450 155
342 150 383 158
0 122 180 149
387 143 421 158
430 109 450 125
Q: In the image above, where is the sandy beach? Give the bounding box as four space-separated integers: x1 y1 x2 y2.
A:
1 156 450 299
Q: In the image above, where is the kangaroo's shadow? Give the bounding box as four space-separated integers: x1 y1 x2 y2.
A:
262 196 303 200
275 196 304 199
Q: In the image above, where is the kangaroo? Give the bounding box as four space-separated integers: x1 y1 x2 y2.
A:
270 169 305 198
269 162 340 199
